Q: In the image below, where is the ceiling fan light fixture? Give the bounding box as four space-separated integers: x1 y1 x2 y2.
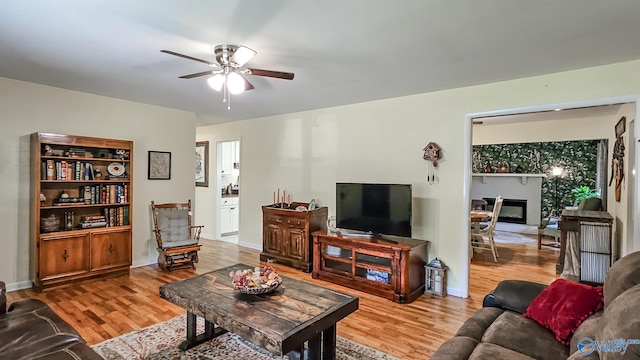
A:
231 46 256 67
227 72 245 94
207 73 225 91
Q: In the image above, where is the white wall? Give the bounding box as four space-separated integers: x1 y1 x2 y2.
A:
612 104 635 259
472 113 612 145
0 76 196 290
196 59 640 297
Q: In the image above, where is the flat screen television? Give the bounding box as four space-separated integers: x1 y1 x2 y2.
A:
336 183 412 238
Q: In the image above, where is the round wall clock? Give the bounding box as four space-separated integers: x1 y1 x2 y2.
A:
107 162 126 177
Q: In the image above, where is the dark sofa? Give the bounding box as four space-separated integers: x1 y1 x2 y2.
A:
432 251 640 359
0 281 103 360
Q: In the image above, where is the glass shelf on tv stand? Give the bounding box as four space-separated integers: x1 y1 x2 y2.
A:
321 243 393 286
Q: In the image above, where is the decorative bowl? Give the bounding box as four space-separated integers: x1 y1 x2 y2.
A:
230 266 282 295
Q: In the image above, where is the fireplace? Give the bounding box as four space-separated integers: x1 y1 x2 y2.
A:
484 198 527 224
472 173 543 226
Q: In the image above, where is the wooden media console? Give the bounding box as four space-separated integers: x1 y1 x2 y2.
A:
312 230 429 303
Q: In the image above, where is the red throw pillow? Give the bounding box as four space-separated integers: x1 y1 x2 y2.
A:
524 278 603 345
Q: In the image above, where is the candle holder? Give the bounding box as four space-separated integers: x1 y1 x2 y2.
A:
425 258 447 297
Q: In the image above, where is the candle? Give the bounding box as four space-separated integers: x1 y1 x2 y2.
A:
273 191 276 204
277 189 280 204
435 273 442 293
288 194 291 205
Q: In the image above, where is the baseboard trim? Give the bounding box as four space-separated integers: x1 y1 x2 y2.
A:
5 280 33 292
238 241 262 251
200 232 215 240
447 287 466 298
131 258 157 268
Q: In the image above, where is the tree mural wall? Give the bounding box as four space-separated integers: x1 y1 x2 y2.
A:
472 140 601 218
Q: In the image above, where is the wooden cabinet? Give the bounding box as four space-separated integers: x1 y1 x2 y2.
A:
220 141 239 175
558 210 613 284
31 133 133 290
260 202 328 272
221 196 239 235
312 230 429 303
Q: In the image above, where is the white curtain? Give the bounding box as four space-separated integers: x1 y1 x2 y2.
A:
596 139 608 210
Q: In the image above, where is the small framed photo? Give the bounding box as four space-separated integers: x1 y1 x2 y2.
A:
615 116 626 138
195 141 209 187
148 151 171 180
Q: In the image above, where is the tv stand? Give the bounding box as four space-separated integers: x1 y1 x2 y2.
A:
312 230 429 303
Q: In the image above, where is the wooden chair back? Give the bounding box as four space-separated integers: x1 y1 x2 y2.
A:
151 200 194 249
487 196 503 235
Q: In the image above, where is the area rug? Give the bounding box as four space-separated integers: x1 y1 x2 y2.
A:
492 230 536 244
92 314 398 360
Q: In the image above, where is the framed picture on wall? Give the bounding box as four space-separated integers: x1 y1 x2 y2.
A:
195 141 209 187
615 116 626 137
148 151 171 180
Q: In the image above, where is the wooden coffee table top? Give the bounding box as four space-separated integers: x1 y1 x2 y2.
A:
160 263 359 355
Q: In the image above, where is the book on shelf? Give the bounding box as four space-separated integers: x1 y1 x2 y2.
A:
46 160 55 180
80 215 106 222
79 221 107 229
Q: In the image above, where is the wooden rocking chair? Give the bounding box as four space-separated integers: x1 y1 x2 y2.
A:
151 200 203 271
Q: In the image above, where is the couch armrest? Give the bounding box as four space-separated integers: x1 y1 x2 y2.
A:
482 280 547 314
0 281 6 314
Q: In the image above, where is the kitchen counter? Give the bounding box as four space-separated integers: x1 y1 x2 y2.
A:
222 193 239 198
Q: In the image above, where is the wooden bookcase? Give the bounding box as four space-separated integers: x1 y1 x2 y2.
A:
260 202 328 272
312 230 429 303
31 133 133 291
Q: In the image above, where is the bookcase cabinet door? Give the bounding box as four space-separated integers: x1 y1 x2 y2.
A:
40 234 90 280
90 229 131 271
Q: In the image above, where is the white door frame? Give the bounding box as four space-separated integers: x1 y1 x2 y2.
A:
215 138 241 243
461 95 640 298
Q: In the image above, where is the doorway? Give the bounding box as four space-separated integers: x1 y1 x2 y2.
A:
462 96 640 298
216 139 241 244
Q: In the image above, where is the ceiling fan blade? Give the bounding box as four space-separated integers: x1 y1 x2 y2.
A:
247 68 295 80
230 46 256 67
241 74 255 91
179 70 217 79
161 50 220 68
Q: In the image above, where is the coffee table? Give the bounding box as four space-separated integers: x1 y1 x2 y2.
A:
159 263 359 359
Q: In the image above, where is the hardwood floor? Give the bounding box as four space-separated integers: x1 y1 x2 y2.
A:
7 239 559 359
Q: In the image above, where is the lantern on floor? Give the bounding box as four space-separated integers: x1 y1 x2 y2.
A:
425 258 447 297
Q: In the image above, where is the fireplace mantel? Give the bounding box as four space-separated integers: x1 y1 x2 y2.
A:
472 173 546 185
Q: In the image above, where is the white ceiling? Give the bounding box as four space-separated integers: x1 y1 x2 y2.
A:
1 1 640 125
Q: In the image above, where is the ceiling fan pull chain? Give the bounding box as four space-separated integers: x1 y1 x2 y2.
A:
225 81 230 110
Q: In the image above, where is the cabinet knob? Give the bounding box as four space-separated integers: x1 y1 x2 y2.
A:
63 249 69 262
109 244 114 253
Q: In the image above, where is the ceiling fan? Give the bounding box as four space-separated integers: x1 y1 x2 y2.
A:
161 45 294 109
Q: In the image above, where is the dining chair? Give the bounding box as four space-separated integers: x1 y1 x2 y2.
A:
471 195 503 262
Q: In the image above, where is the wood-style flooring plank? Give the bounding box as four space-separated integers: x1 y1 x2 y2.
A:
6 238 558 359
